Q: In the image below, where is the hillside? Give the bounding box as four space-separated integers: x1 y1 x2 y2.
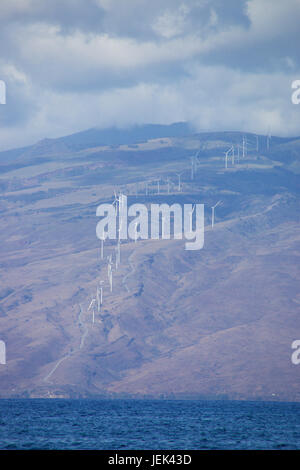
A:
0 125 299 401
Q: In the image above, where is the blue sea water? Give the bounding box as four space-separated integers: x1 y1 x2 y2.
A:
0 399 299 450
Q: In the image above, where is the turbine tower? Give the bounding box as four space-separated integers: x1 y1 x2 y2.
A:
190 150 201 180
154 178 160 195
211 200 222 229
96 287 101 312
242 136 247 158
231 146 235 165
224 146 233 169
176 172 184 192
189 205 195 232
107 254 113 283
100 228 105 260
237 144 240 163
99 281 104 306
166 177 171 194
88 298 96 323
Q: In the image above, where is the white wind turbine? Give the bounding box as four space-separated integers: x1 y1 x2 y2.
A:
242 136 247 158
107 254 113 292
166 177 171 195
224 146 233 169
114 215 121 270
96 287 101 313
231 146 235 165
112 192 124 269
113 190 119 209
116 237 121 267
244 135 258 153
107 254 113 281
211 200 222 229
96 280 104 316
99 280 104 306
100 228 105 260
176 172 184 192
189 204 195 232
88 298 96 323
153 178 160 195
115 246 119 270
190 150 200 180
236 144 241 163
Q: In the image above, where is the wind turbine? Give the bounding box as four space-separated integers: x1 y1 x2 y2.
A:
99 281 104 306
96 280 104 315
146 179 155 195
176 172 184 192
115 246 119 270
114 215 122 270
242 136 247 158
164 177 170 195
153 178 160 195
190 150 200 180
211 200 222 229
244 135 258 154
96 287 101 312
237 144 240 163
107 254 113 282
88 298 96 323
224 146 233 169
107 254 113 292
189 204 195 232
112 190 119 210
100 228 105 260
116 239 121 266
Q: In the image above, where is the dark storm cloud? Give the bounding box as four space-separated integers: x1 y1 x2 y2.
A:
0 0 106 33
0 0 299 150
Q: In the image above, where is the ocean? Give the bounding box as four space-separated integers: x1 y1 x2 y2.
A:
0 399 299 450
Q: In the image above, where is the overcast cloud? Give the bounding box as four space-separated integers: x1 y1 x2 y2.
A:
0 0 299 150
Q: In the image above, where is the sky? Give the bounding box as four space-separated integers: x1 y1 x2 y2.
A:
0 0 300 150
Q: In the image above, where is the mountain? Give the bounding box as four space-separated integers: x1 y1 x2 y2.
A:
0 125 299 401
55 122 193 150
